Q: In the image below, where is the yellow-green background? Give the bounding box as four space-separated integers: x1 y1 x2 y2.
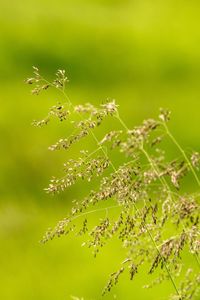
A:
1 1 200 299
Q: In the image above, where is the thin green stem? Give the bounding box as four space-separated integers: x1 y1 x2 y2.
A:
71 205 120 222
116 112 129 131
163 122 200 187
140 144 169 190
133 202 180 297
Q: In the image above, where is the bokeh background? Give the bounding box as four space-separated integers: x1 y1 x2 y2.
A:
1 1 200 299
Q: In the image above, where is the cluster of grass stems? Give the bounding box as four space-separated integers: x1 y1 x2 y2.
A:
26 67 200 300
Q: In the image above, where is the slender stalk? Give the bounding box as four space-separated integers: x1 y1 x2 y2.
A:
163 122 200 187
71 205 120 222
116 112 129 131
133 203 180 297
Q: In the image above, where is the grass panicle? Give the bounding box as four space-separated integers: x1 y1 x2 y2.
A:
26 67 200 300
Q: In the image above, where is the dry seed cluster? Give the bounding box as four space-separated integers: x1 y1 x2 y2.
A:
32 103 70 127
45 154 109 194
26 68 200 300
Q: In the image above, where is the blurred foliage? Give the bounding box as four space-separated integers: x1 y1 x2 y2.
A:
0 0 200 299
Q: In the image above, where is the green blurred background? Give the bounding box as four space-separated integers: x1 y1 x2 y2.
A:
1 1 200 299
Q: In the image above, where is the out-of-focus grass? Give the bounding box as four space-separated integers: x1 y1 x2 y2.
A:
1 0 200 299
